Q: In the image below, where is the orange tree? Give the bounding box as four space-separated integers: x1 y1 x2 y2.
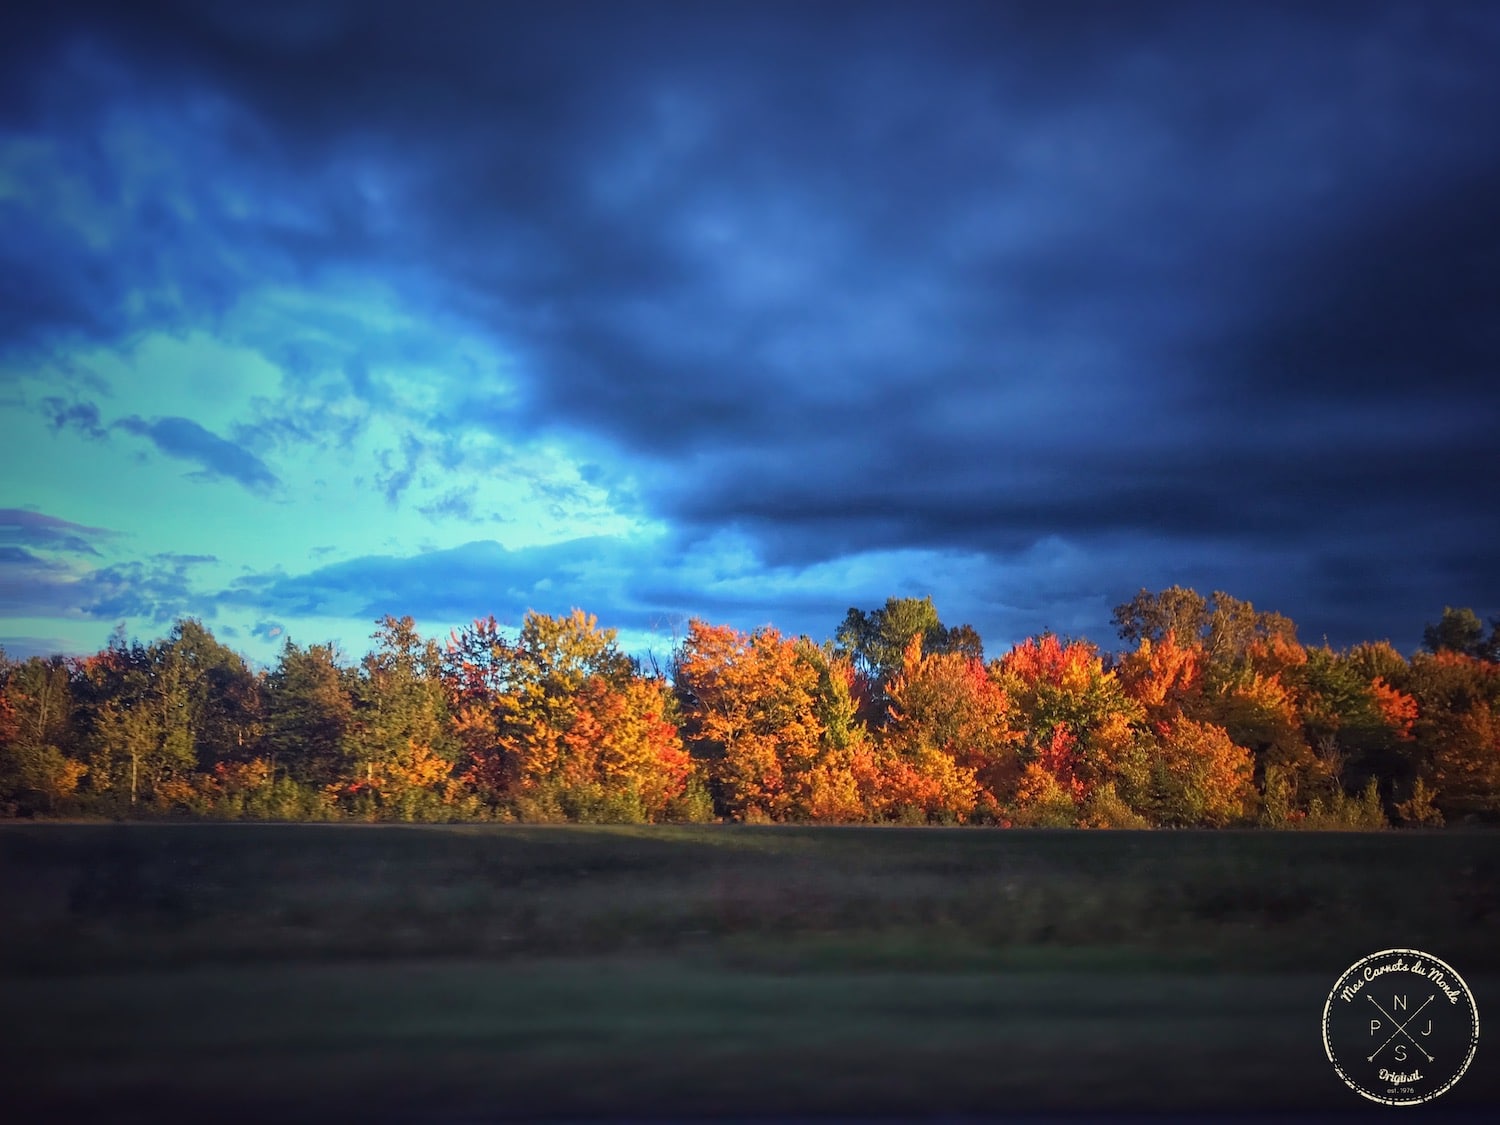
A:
881 636 1016 822
674 619 824 821
991 634 1144 824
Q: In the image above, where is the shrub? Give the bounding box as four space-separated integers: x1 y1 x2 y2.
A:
1009 763 1079 828
664 774 716 823
1079 782 1150 829
1300 778 1387 831
1394 777 1444 828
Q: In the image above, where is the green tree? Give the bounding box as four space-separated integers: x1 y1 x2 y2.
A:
1112 586 1211 648
1423 607 1499 661
835 596 983 716
344 616 452 791
75 633 196 809
162 619 264 770
263 640 355 787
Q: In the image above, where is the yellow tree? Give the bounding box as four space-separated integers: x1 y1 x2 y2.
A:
441 609 642 813
791 641 879 822
1141 718 1255 827
561 675 692 821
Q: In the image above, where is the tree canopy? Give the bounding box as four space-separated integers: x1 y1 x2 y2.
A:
3 590 1497 828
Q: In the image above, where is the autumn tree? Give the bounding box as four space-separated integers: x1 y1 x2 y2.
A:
992 634 1144 818
441 610 688 820
1116 631 1204 726
0 653 86 815
503 609 639 808
1114 587 1298 668
1405 650 1500 818
75 630 197 810
882 636 1015 821
789 640 883 822
835 596 983 719
1138 717 1254 827
0 657 17 748
558 675 691 821
1423 607 1500 662
338 616 455 816
675 620 823 821
1201 664 1318 807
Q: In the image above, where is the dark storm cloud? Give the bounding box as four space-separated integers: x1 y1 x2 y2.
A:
114 415 280 493
5 0 1499 649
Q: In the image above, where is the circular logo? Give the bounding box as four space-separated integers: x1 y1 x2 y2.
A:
1323 948 1480 1106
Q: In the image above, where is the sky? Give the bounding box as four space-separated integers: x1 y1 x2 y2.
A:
2 0 1498 668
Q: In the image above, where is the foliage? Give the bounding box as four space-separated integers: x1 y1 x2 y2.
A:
1394 777 1444 828
834 596 982 718
884 635 1016 811
675 620 823 820
3 586 1499 828
1423 606 1500 661
1078 781 1150 830
1008 762 1078 827
993 634 1144 807
1138 719 1254 828
1299 778 1388 832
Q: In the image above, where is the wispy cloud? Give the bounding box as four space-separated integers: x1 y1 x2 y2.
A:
0 635 88 660
40 396 107 439
417 485 478 522
0 508 112 555
0 527 218 624
114 415 279 494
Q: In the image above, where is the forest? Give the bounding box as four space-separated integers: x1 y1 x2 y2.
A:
2 588 1498 829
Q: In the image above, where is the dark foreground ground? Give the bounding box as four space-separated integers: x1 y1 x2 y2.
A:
1 823 1496 1122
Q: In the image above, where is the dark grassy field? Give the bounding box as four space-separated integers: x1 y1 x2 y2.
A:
2 823 1497 1121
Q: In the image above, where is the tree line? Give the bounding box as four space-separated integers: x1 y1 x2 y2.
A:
2 590 1497 828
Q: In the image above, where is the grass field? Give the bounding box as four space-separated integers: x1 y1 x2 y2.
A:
2 823 1497 1121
